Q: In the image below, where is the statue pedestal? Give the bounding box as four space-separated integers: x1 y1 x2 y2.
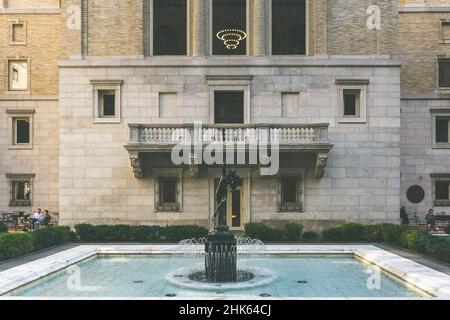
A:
205 229 237 283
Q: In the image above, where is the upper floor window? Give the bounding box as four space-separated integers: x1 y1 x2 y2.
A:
432 110 450 148
272 0 306 55
153 0 187 55
439 59 450 88
213 0 247 55
214 91 244 124
436 117 450 144
8 60 28 91
441 20 450 44
10 20 27 45
91 80 122 124
336 79 368 124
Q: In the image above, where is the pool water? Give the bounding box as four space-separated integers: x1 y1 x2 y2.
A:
5 255 423 298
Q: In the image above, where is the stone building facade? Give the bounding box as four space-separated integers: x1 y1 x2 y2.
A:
399 0 450 218
0 0 449 231
0 0 60 216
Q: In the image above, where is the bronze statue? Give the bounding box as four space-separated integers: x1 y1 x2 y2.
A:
214 166 241 231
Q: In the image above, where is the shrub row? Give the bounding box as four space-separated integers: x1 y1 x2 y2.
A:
74 224 209 242
245 222 450 264
245 222 306 242
0 226 74 261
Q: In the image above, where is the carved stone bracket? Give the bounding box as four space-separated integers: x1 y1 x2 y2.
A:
189 154 200 177
130 152 144 178
314 153 328 178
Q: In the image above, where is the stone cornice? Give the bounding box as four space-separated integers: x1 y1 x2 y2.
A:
59 56 401 68
399 7 450 13
0 8 60 14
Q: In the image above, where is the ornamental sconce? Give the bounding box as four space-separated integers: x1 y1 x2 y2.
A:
216 28 247 50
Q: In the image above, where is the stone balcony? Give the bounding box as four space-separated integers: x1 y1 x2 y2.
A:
124 123 333 178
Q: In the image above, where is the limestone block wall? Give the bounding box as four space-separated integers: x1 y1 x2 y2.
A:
0 8 61 214
400 98 450 218
0 99 60 213
58 57 401 227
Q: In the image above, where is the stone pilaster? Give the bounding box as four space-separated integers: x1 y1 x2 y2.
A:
253 0 266 56
192 0 205 56
314 0 328 55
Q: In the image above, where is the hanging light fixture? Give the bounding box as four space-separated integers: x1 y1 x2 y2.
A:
216 29 247 50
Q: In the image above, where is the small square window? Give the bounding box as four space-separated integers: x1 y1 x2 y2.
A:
439 59 450 88
10 21 27 45
6 174 34 207
14 118 30 145
91 80 122 124
343 89 361 117
156 175 181 212
337 80 368 124
99 90 116 117
9 60 28 91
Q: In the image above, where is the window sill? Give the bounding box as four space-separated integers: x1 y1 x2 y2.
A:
432 144 450 149
9 203 32 207
434 200 450 207
10 41 27 46
93 118 121 124
9 145 33 150
5 90 30 95
337 118 367 124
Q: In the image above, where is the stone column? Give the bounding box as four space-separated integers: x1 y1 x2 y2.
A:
253 0 266 56
192 0 205 56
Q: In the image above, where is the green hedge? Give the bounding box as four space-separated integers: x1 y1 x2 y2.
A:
0 226 74 261
0 222 7 233
74 224 209 242
245 221 450 264
0 233 35 260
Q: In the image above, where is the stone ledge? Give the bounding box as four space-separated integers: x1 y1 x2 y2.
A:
0 245 449 298
59 56 401 68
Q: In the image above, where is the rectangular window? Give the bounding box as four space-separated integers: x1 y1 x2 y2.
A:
92 80 122 123
439 59 450 88
12 24 25 42
7 174 34 207
13 118 30 145
432 175 450 207
442 21 450 43
99 90 116 117
277 174 304 212
212 0 247 55
156 176 181 211
343 89 361 117
337 80 368 124
272 0 306 55
153 0 187 55
214 91 244 124
436 117 450 144
9 60 28 91
10 21 27 45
